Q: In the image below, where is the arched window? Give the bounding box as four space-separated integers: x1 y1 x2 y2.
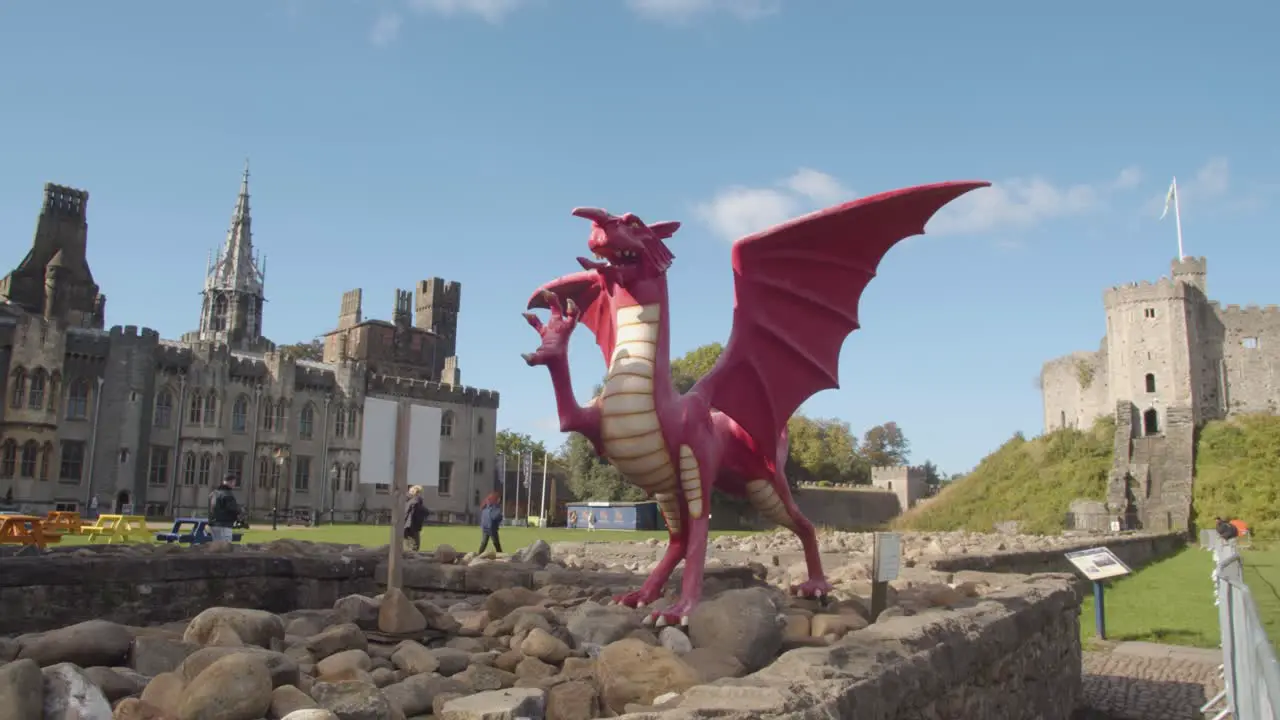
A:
1143 408 1160 436
188 392 204 424
257 456 271 489
334 405 346 437
198 453 212 486
300 404 315 439
212 294 229 332
1144 373 1156 393
441 410 454 437
476 416 485 435
0 440 15 477
345 463 357 492
204 392 218 426
232 395 249 433
261 400 275 431
8 368 26 409
153 388 172 427
274 401 286 432
39 442 52 481
68 379 92 420
347 407 359 437
182 453 196 485
20 441 38 478
27 369 46 410
46 372 60 412
331 462 342 494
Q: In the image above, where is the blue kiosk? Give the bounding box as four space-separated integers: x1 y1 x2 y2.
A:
565 501 664 531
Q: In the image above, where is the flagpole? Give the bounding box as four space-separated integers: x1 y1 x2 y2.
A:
1172 176 1185 260
539 453 549 523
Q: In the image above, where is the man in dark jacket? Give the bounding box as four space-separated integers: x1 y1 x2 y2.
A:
1216 516 1239 543
404 485 427 552
208 475 240 543
478 492 503 554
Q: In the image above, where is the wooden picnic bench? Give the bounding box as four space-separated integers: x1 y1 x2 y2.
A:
44 511 82 535
0 515 62 549
81 514 150 544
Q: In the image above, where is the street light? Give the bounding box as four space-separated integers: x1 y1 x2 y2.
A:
329 463 340 526
271 446 290 531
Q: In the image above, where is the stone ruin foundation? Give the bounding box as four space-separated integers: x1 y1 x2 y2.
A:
0 530 1185 719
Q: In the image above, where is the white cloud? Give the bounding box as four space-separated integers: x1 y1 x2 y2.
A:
1142 157 1231 217
694 168 852 241
408 0 527 23
369 11 404 47
1112 165 1143 190
626 0 781 23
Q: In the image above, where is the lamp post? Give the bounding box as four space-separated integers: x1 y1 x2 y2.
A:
329 463 340 526
271 446 290 531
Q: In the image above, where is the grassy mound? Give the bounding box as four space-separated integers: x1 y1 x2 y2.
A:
895 417 1114 534
1193 414 1280 538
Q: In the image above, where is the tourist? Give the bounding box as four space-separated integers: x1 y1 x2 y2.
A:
1215 516 1239 545
403 485 427 552
587 510 596 532
208 475 240 543
478 492 504 554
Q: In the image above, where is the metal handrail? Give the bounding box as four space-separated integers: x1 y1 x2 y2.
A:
1200 531 1280 720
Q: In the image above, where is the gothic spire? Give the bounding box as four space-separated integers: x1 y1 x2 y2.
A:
196 161 267 348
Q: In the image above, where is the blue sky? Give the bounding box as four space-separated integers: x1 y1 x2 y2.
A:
1 0 1277 475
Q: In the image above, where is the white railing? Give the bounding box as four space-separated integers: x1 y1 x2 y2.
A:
1200 531 1280 720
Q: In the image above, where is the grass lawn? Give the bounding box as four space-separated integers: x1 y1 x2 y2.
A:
53 522 755 552
1079 542 1280 652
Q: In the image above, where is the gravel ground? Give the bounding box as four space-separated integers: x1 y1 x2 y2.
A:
1082 649 1222 720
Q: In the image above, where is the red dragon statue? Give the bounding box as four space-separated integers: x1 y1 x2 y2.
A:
522 180 989 626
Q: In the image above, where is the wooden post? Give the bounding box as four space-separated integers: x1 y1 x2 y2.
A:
870 532 901 620
387 399 411 591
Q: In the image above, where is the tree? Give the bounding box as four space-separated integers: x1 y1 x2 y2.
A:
671 342 724 393
495 429 552 466
560 432 645 502
280 338 324 362
921 460 942 487
861 422 910 467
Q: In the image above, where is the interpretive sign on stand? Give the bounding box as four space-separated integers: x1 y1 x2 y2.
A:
870 532 902 618
1065 546 1132 640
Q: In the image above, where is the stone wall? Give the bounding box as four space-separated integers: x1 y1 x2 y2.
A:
616 575 1082 720
927 531 1185 579
713 488 903 531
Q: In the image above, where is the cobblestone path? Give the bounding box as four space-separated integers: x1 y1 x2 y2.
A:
1082 646 1223 720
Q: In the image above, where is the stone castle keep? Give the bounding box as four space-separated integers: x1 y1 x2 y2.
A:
0 172 499 521
1041 256 1280 531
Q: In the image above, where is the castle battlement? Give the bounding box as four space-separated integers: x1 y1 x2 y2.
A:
367 373 499 408
1214 303 1280 315
108 325 161 342
870 464 926 474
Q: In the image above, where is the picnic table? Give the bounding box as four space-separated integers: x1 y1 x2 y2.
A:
155 518 243 545
44 511 82 535
0 514 62 549
80 514 150 544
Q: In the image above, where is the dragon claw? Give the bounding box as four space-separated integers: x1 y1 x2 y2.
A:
647 599 696 628
521 352 536 366
613 589 661 609
790 578 835 600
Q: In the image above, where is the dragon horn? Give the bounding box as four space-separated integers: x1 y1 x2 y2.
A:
571 207 612 224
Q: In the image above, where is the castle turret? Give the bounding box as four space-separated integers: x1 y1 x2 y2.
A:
0 183 104 328
1172 256 1207 296
196 161 268 350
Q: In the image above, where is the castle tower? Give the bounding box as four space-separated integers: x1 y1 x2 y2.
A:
0 183 106 328
415 278 460 359
197 161 267 349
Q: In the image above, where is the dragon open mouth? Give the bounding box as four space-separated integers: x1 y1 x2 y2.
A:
584 249 640 270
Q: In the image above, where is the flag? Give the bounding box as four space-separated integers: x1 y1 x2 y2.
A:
1159 179 1177 221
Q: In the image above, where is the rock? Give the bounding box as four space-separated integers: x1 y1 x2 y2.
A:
658 627 692 655
0 638 16 663
177 651 274 720
411 602 462 634
594 638 700 715
434 544 459 564
41 662 113 720
439 688 546 720
271 684 321 718
565 603 640 646
0 658 43 720
305 624 368 661
382 673 467 717
180 647 300 689
316 649 373 678
454 610 490 634
687 587 784 672
333 596 381 631
545 680 598 720
514 656 556 682
377 588 427 635
519 628 570 665
82 666 147 702
281 711 341 720
311 680 394 720
111 698 171 720
139 672 186 716
430 648 471 676
454 664 515 693
515 540 552 567
484 588 543 621
810 612 867 638
131 635 201 677
680 647 743 683
184 607 286 649
390 642 438 676
19 620 134 668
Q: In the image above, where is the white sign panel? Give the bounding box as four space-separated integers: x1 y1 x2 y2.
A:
1065 547 1132 582
360 397 397 486
407 405 442 488
873 532 901 582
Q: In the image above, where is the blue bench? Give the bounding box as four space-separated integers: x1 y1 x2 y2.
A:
155 518 243 544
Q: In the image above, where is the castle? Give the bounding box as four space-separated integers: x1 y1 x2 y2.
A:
0 170 499 522
1040 256 1279 531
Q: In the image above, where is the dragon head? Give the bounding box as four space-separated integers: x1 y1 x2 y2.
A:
571 207 680 281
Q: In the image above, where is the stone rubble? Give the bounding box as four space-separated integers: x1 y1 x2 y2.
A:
0 536 1025 720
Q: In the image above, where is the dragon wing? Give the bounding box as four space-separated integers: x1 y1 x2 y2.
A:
690 180 990 461
526 270 616 366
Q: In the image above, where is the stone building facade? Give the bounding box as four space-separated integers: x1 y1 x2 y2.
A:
1041 256 1279 531
0 174 499 523
870 465 928 514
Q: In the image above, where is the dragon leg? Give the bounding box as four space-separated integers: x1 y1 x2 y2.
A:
648 445 713 627
745 471 832 598
615 492 685 607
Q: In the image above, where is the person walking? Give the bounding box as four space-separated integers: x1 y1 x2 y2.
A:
208 474 240 543
478 492 504 554
1215 516 1239 545
403 485 428 552
587 510 596 532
